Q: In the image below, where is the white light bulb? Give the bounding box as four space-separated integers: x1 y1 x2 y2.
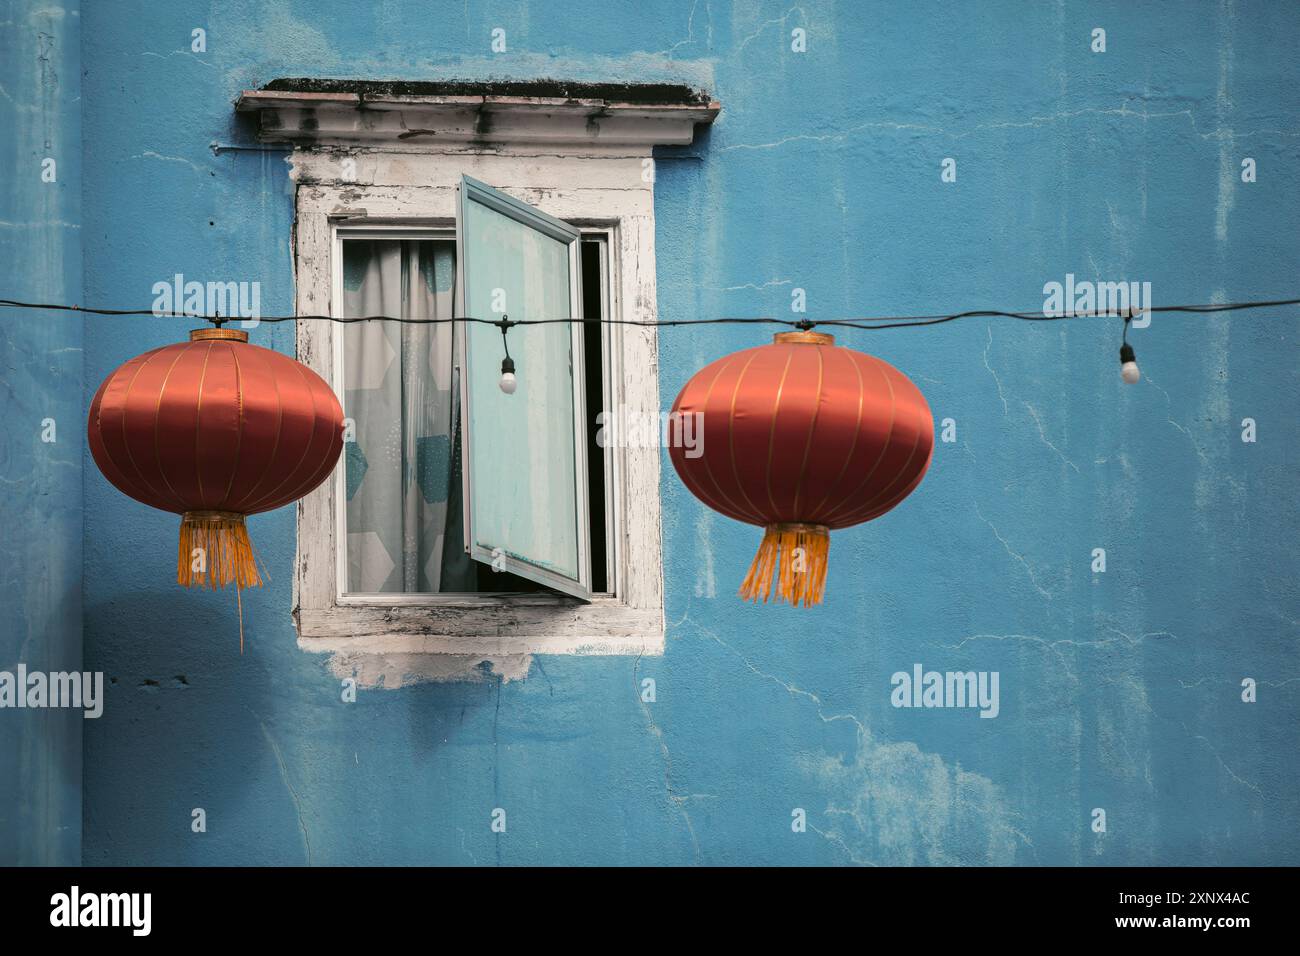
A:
1118 342 1140 385
499 371 517 394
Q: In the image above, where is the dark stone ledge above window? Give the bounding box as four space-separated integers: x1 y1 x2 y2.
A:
235 78 720 148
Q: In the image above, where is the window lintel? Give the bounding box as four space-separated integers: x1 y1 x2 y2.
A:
236 78 719 149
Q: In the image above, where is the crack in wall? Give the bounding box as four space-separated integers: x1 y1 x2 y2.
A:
973 503 1054 600
632 642 701 862
736 5 807 55
719 98 1299 153
254 713 313 865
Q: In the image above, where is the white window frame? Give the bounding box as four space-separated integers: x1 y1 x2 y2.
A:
291 151 665 657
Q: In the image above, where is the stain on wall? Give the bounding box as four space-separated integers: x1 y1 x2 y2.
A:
42 0 1300 864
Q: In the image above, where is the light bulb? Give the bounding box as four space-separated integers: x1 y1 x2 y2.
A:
499 356 517 394
1119 343 1140 384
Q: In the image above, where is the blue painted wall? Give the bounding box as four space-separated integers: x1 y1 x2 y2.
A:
35 0 1298 864
0 0 84 865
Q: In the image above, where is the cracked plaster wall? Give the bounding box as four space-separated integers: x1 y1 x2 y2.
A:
53 0 1300 865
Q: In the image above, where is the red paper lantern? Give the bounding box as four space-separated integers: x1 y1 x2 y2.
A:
88 327 343 597
669 330 933 607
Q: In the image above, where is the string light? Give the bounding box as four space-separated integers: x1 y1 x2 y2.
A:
498 315 517 394
1119 309 1141 384
2 295 1296 390
3 295 1297 328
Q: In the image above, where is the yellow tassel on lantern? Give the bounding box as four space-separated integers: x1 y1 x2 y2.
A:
176 511 263 590
176 511 264 653
738 522 830 608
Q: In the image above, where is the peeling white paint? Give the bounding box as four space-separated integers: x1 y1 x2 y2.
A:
322 650 533 688
801 730 1023 866
693 508 717 599
1214 1 1237 245
691 614 1025 865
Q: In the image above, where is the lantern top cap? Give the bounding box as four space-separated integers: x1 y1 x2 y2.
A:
190 328 249 343
774 330 835 346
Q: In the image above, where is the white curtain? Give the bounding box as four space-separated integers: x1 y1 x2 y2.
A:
341 239 475 593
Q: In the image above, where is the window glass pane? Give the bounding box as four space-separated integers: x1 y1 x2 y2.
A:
462 191 582 584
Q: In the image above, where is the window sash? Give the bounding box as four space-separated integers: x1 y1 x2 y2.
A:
455 175 593 600
329 223 616 603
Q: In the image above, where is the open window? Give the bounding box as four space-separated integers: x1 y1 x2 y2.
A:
456 176 593 599
335 182 610 603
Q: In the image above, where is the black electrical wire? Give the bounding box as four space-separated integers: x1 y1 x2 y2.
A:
0 296 1297 330
819 297 1300 330
0 298 788 328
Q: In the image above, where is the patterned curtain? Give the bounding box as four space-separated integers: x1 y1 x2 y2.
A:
341 239 476 593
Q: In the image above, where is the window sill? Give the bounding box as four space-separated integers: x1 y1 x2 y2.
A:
337 591 600 607
294 597 664 657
